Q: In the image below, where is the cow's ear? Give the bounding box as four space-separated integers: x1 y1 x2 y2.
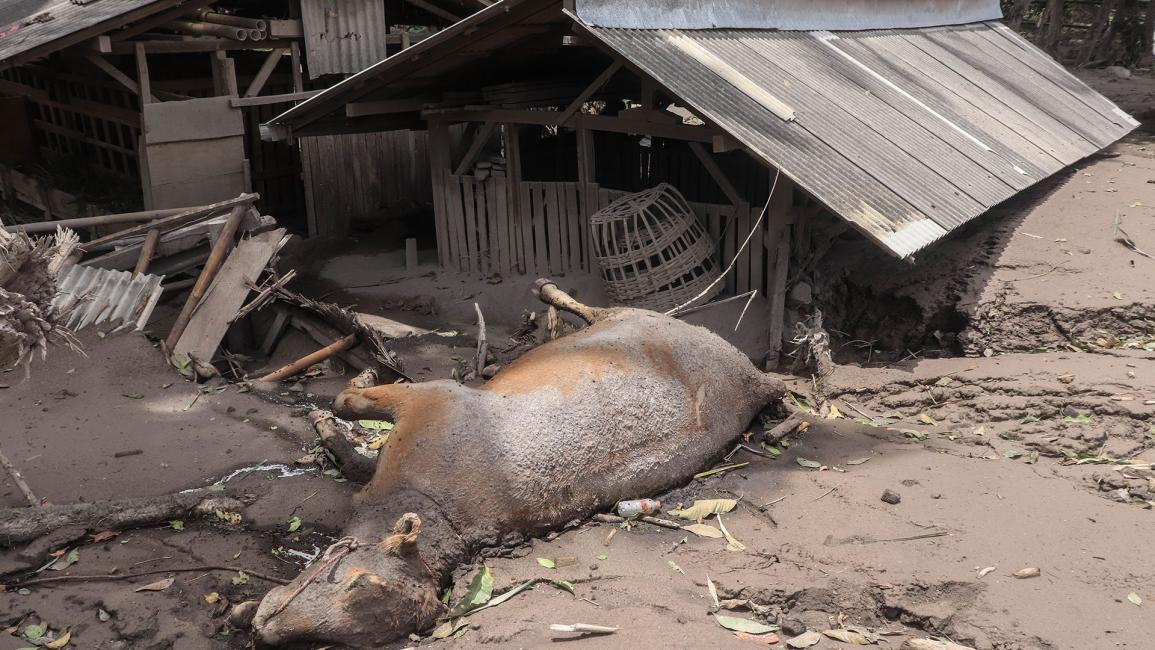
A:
379 513 421 553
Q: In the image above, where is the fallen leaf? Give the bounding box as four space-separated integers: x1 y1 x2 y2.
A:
204 592 221 604
232 571 249 586
595 554 608 561
716 515 746 552
1003 449 1024 459
97 608 111 622
470 580 535 613
1013 567 1041 579
977 566 996 578
707 574 720 608
123 392 144 399
23 624 44 640
760 443 782 456
90 530 119 543
668 499 737 520
536 557 556 569
169 520 185 531
668 560 685 574
1128 592 1142 606
287 516 301 533
846 457 871 466
714 614 778 634
431 617 470 639
449 566 494 617
550 579 575 595
735 630 780 644
917 413 937 426
934 376 954 386
827 405 844 419
786 630 823 648
1112 291 1124 300
683 523 725 538
796 458 822 469
823 628 870 644
48 549 79 571
44 631 71 649
215 510 242 525
357 419 394 430
135 577 175 592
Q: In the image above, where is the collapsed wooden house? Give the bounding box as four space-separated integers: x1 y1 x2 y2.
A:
0 0 484 235
262 0 1137 357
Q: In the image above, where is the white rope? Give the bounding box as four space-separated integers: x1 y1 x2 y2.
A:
665 168 782 316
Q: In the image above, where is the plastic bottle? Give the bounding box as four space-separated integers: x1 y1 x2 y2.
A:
616 499 661 517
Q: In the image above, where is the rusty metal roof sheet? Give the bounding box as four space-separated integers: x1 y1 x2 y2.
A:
53 264 165 332
300 0 389 79
573 0 1003 31
0 0 190 68
579 21 1138 258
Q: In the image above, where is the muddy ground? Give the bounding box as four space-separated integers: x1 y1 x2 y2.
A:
2 73 1154 649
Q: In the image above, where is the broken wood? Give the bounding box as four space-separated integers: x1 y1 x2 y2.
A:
0 446 39 507
5 563 289 589
4 207 188 234
132 229 160 278
258 334 357 382
308 410 376 484
165 205 248 350
763 413 807 445
473 302 488 377
82 193 258 252
0 489 242 546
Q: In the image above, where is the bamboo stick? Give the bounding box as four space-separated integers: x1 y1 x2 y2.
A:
258 334 357 382
164 206 247 350
6 208 186 234
132 229 160 278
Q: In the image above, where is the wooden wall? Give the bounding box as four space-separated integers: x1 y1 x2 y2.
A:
300 129 432 237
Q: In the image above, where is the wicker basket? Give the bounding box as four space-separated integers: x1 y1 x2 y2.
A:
589 183 721 311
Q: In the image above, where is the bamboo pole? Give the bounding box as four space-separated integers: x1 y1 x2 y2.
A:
258 334 357 382
132 229 160 278
164 206 247 350
5 208 187 234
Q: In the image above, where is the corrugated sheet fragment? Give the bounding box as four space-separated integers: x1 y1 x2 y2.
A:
583 22 1137 257
53 265 165 333
574 0 1003 30
300 0 388 78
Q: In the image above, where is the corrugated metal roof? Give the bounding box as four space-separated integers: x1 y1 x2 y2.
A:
579 22 1138 257
53 264 165 333
0 0 182 68
300 0 389 79
574 0 1003 31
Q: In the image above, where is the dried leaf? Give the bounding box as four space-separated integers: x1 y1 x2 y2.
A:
668 499 737 520
846 457 871 466
536 557 556 569
735 630 780 644
668 560 684 574
431 617 470 639
917 413 937 425
977 566 996 579
357 419 394 430
714 615 778 634
287 516 301 533
786 630 823 648
707 574 720 608
823 628 870 644
683 523 725 538
204 592 221 604
449 566 494 617
232 571 249 585
135 577 175 592
827 405 844 419
44 631 71 649
471 580 535 613
796 458 822 469
1013 567 1040 579
716 515 746 552
550 579 575 595
169 520 185 531
90 530 119 543
1128 592 1142 606
123 392 144 399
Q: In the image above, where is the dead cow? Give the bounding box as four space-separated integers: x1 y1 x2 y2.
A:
245 279 786 647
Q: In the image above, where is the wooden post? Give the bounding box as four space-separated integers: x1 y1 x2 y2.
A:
164 205 247 350
1044 0 1066 52
576 126 595 272
244 48 286 98
212 51 239 97
289 42 304 93
764 171 795 370
134 43 152 107
428 120 452 269
504 123 526 274
132 229 160 277
405 237 418 271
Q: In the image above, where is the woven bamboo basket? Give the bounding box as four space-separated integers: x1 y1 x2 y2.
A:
589 183 721 311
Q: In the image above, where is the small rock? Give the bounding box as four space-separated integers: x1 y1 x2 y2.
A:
931 493 942 499
481 363 501 379
780 617 807 637
881 489 902 505
1105 65 1132 80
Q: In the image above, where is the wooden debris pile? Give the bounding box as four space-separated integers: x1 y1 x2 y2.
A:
0 224 81 374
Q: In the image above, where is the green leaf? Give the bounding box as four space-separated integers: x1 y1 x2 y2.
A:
23 624 45 640
170 520 185 531
206 484 225 492
287 516 301 533
1022 416 1042 424
550 579 575 595
431 617 470 639
232 571 249 585
668 560 684 574
595 554 608 561
713 615 779 634
1003 449 1024 459
436 330 459 337
536 557 556 569
451 367 463 383
357 419 394 431
48 549 80 571
1128 592 1142 606
448 566 494 617
760 443 782 456
1063 414 1092 423
796 458 822 469
123 392 144 399
470 580 535 613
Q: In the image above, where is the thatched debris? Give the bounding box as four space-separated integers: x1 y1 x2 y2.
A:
0 225 81 374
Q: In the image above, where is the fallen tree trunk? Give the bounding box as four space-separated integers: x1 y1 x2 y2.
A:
0 489 242 546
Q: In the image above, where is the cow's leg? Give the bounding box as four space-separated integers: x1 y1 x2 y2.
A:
533 278 608 325
333 382 413 421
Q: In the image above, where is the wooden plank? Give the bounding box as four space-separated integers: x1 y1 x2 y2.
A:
214 51 239 97
447 176 467 271
428 121 451 268
462 178 479 274
766 229 791 370
134 43 152 106
748 201 763 297
453 121 498 176
557 61 623 125
562 183 580 271
485 178 500 274
290 42 304 93
143 96 244 144
80 52 158 102
688 142 743 207
547 183 565 274
541 184 560 275
494 175 510 275
144 136 246 186
173 228 286 364
723 207 736 295
735 202 751 294
582 182 598 273
244 48 287 98
520 182 536 275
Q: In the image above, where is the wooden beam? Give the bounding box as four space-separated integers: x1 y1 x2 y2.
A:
80 52 158 102
575 113 718 143
107 38 298 55
213 51 239 97
346 97 432 117
293 115 425 137
243 48 287 98
110 0 216 41
267 19 303 39
290 42 304 92
402 0 461 22
134 43 152 106
557 60 622 125
688 142 742 207
712 134 742 153
453 121 498 176
230 90 320 108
